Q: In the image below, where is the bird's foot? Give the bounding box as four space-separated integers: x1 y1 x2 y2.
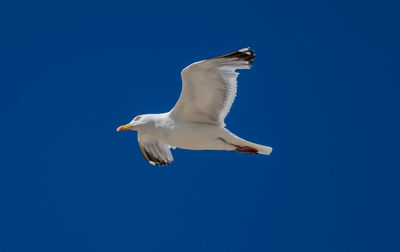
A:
235 145 258 155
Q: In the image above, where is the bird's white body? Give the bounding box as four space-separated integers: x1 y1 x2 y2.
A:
117 48 273 165
142 112 272 153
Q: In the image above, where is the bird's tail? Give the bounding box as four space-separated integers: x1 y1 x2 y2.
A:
223 131 273 155
236 139 273 155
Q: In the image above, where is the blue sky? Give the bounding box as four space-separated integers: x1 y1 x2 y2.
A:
1 1 399 251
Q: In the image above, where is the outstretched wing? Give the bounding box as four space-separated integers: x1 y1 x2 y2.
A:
170 48 255 127
138 133 174 166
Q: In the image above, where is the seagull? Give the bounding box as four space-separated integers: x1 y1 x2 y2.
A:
117 47 272 166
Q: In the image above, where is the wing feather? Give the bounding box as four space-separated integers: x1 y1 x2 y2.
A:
138 133 174 166
170 48 255 126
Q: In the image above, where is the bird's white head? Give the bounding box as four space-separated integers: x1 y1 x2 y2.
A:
117 114 151 132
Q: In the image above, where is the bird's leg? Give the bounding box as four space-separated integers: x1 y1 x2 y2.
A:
234 145 258 155
217 137 258 154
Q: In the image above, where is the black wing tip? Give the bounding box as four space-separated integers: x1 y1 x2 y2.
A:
140 146 173 166
215 47 256 64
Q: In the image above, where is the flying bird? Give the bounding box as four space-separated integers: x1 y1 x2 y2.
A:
117 48 272 165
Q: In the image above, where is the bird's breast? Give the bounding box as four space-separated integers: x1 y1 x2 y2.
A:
151 122 228 150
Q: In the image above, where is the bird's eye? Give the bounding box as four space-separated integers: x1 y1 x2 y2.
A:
134 116 142 121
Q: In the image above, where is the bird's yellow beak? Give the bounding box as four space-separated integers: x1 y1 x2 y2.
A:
117 124 131 132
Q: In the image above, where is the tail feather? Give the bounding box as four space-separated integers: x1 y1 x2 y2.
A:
222 130 273 155
229 136 272 155
255 144 273 155
243 141 273 155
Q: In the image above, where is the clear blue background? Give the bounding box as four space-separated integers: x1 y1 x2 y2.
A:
1 1 399 251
